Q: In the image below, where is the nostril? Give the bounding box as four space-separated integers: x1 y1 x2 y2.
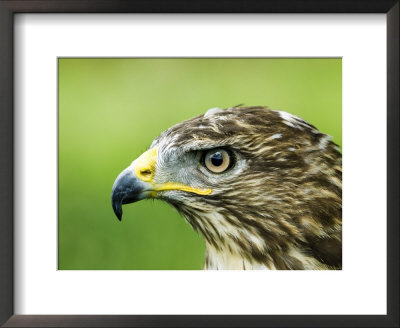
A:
140 170 152 178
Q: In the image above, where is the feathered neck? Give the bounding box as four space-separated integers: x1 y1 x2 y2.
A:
172 192 341 270
180 209 341 270
203 242 333 270
204 244 272 269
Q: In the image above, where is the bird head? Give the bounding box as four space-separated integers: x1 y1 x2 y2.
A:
111 106 342 269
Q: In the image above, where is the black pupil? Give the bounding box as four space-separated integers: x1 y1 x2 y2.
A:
210 152 223 166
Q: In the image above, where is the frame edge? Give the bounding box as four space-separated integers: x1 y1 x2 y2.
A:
0 1 14 327
387 2 400 326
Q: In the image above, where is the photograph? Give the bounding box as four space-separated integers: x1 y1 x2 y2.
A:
58 58 342 270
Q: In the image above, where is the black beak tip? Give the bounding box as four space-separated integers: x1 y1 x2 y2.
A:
116 210 122 221
111 198 123 221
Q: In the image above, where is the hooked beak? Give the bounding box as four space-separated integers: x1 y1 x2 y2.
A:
111 147 212 221
111 167 150 221
111 147 158 221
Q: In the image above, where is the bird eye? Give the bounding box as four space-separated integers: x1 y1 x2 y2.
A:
202 148 234 173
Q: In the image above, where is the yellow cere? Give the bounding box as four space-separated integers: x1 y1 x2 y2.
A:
134 147 212 196
134 147 158 182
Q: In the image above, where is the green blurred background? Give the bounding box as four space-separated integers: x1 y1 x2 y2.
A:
58 58 341 270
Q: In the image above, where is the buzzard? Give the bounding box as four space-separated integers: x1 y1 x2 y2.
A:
111 106 342 270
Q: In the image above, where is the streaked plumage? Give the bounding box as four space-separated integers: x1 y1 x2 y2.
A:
112 106 342 270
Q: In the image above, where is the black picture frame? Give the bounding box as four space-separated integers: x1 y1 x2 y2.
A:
0 1 398 327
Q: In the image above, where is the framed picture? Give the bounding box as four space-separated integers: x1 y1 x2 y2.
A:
0 1 398 327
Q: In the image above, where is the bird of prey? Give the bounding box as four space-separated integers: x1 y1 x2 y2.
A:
111 106 342 270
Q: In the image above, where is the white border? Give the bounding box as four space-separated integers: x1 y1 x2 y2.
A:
14 14 387 315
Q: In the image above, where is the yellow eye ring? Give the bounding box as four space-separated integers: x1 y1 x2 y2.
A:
202 148 234 173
